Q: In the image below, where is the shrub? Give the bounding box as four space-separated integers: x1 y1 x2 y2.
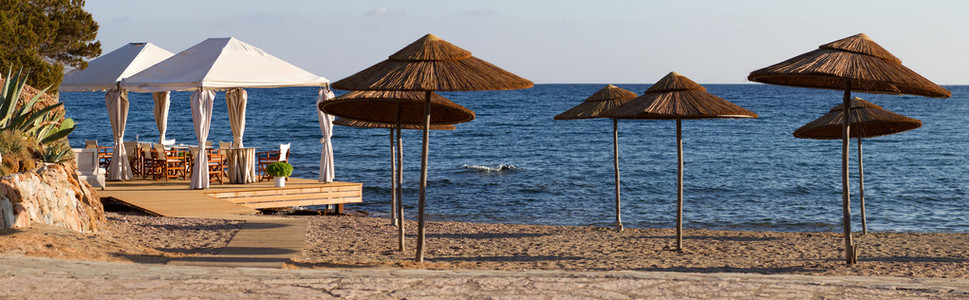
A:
0 130 37 176
266 161 293 177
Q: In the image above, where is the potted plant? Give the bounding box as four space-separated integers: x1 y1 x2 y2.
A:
266 161 293 187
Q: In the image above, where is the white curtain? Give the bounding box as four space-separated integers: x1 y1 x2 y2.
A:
317 87 335 182
190 90 215 189
152 91 170 143
106 89 132 181
226 88 247 148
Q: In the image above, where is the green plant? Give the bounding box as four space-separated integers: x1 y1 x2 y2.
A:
37 139 73 164
0 67 76 145
266 162 293 177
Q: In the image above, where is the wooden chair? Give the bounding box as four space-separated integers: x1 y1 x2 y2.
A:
85 140 111 170
142 146 162 180
154 144 186 181
123 141 140 177
257 143 290 182
207 149 227 184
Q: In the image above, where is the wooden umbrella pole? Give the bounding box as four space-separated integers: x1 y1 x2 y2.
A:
416 91 432 262
396 105 405 252
841 86 855 265
858 137 867 235
614 119 623 232
390 128 398 226
675 119 684 252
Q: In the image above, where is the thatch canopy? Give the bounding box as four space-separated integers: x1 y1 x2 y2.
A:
319 90 475 125
333 117 455 130
748 33 950 98
331 34 533 91
554 84 638 120
608 72 758 119
794 97 921 139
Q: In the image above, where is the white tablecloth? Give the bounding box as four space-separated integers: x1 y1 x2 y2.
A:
225 147 256 184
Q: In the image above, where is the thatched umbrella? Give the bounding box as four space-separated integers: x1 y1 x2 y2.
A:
322 91 473 252
333 118 457 130
554 84 638 231
334 117 455 224
749 33 949 264
794 97 921 235
607 72 757 251
331 34 532 262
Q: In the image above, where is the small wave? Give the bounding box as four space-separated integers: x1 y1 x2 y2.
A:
462 164 518 173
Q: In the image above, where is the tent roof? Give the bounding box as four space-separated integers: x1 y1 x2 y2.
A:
122 37 327 92
60 42 174 92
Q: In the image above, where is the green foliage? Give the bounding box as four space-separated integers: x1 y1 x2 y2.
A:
0 68 75 145
37 139 72 163
266 162 293 177
0 0 101 92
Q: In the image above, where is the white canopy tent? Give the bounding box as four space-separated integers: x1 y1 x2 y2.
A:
59 42 175 181
122 37 329 189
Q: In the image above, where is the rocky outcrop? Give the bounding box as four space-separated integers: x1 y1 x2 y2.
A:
0 164 104 233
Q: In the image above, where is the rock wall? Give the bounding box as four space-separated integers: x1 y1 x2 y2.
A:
0 164 104 233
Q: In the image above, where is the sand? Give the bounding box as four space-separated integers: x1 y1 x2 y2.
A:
297 215 969 278
2 212 967 279
0 211 243 263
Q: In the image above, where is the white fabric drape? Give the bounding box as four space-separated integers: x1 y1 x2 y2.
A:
190 90 215 189
226 88 248 148
106 89 132 181
317 87 335 182
152 91 170 143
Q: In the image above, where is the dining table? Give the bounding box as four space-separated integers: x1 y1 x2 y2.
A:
223 147 256 184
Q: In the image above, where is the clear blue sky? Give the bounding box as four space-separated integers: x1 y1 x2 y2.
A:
86 0 969 84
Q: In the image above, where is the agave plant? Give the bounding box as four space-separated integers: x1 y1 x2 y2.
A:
37 140 74 164
0 67 76 145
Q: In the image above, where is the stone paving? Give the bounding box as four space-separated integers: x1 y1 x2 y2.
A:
1 257 968 299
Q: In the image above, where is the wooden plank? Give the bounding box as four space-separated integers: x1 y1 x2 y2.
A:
99 178 363 217
208 186 360 198
208 182 361 194
236 197 361 209
220 191 362 203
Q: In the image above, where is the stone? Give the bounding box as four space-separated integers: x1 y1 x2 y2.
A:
0 163 105 233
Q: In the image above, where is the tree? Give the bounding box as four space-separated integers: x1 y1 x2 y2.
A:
0 0 101 93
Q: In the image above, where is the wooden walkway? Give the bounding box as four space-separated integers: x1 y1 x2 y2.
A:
100 177 362 268
167 216 307 268
100 178 361 218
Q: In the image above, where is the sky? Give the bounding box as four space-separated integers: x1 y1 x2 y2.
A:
85 0 969 84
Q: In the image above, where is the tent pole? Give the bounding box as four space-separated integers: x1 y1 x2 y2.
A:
613 119 622 232
397 106 405 252
842 86 856 265
858 137 867 235
390 128 398 226
416 91 431 262
676 118 683 252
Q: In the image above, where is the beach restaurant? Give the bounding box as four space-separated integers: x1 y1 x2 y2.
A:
61 38 362 214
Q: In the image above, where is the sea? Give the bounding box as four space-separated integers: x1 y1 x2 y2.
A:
59 84 969 233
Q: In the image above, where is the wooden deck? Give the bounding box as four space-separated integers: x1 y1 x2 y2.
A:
100 178 362 217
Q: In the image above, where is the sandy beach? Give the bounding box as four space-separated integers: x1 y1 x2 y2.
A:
3 211 967 279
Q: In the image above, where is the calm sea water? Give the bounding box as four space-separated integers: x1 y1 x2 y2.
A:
60 84 969 233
